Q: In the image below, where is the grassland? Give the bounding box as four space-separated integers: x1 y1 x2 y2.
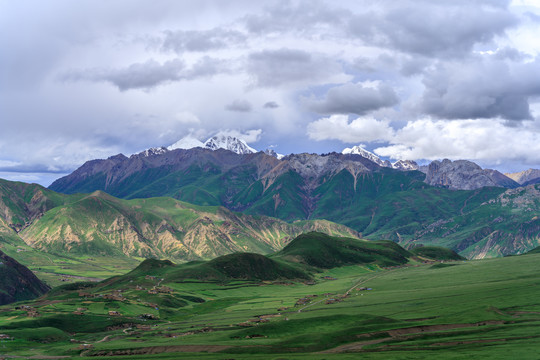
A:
0 247 538 359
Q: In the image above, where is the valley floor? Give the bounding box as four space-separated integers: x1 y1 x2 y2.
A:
1 254 539 359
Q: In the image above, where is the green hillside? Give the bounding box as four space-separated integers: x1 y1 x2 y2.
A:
0 238 538 358
19 191 359 261
410 245 465 260
273 232 411 268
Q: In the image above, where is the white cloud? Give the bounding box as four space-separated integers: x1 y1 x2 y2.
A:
374 118 540 164
307 115 393 143
214 129 262 143
308 115 540 165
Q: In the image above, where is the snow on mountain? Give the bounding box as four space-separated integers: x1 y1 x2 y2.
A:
167 135 204 150
342 145 391 167
392 160 419 171
264 149 285 160
138 147 168 157
203 135 257 155
167 134 257 155
342 145 419 170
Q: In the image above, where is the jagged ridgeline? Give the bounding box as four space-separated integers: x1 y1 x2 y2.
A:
46 149 539 258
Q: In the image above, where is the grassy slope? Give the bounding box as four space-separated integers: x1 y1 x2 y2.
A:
273 232 411 268
0 250 538 358
410 246 465 260
20 191 360 262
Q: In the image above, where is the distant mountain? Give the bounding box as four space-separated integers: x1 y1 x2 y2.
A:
424 159 519 190
264 149 285 160
204 134 257 154
404 184 540 259
392 159 419 171
342 145 392 168
0 250 50 305
167 135 205 150
505 168 540 185
167 134 256 155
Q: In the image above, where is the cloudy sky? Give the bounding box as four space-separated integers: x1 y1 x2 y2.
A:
2 0 540 186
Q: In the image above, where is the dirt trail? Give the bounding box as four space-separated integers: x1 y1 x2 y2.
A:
297 268 400 313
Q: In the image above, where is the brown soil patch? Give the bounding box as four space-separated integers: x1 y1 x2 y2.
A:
87 345 231 356
320 320 505 353
510 311 540 315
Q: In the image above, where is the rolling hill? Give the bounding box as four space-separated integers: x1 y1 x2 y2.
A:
2 233 538 358
0 180 360 262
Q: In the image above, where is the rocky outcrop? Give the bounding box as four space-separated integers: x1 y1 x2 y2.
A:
424 159 519 190
505 168 540 185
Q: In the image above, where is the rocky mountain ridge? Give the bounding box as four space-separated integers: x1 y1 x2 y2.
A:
424 159 519 190
505 168 540 185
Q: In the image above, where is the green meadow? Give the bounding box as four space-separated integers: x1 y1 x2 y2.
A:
1 249 539 359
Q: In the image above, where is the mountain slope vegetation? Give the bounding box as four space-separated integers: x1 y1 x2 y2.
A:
47 149 540 258
0 250 50 305
0 182 359 262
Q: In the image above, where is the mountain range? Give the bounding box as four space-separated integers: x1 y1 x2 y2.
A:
42 137 538 258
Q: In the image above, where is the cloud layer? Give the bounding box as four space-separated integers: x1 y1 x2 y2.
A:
2 0 540 185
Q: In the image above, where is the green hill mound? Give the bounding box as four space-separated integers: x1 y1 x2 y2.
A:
131 258 175 273
410 246 465 261
525 246 540 255
170 253 310 282
274 232 411 269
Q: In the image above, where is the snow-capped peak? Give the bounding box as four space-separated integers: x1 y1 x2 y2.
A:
138 147 168 157
264 149 285 160
167 135 204 151
167 133 258 155
342 145 391 168
392 159 419 171
204 135 257 155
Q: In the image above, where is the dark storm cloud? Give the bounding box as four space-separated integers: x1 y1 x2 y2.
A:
420 55 540 121
62 57 229 91
263 101 279 109
347 0 517 58
225 99 252 112
161 28 247 52
306 82 399 115
247 48 343 87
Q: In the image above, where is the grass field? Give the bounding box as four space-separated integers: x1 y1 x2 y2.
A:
0 250 539 359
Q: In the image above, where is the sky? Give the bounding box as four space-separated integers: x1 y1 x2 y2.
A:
2 0 540 186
